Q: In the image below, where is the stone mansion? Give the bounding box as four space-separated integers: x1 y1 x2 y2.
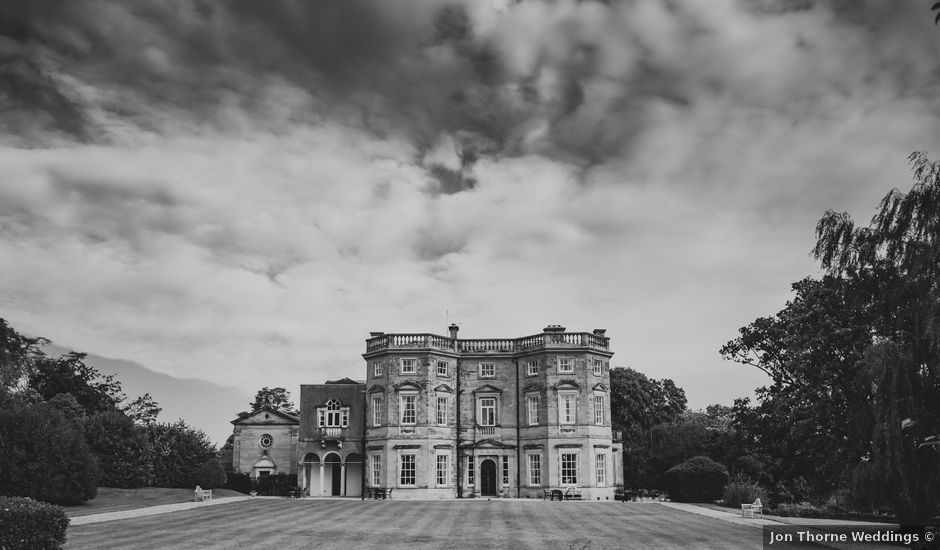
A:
231 325 623 499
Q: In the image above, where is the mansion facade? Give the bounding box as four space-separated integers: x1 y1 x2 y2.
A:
231 325 623 500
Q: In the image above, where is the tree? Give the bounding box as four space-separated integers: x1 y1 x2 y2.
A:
813 151 940 525
246 387 297 416
0 398 98 504
28 352 125 415
147 420 218 488
122 393 162 425
84 410 154 488
720 274 879 502
0 318 45 394
609 367 687 487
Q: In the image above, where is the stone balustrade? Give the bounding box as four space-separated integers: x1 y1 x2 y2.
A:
364 331 609 354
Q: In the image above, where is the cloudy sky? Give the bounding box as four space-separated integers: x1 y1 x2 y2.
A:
2 0 940 440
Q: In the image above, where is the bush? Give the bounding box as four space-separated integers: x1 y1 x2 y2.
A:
0 496 69 550
663 456 729 503
774 501 824 518
225 472 252 494
0 400 98 504
721 473 767 508
193 458 227 489
253 474 297 496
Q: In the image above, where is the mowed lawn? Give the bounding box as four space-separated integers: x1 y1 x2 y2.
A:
63 487 247 517
65 499 764 550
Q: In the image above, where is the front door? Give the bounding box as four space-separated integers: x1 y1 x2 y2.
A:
331 462 342 496
480 459 497 496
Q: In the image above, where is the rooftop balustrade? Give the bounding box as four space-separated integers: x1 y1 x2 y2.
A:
364 330 610 355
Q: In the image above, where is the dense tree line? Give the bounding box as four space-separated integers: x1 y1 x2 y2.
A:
0 319 224 504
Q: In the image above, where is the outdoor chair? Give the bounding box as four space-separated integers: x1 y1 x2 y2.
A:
194 485 213 502
741 498 763 518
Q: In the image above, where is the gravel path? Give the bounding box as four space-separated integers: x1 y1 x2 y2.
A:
69 496 256 526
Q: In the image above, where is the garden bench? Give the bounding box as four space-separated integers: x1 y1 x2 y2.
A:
368 487 393 500
194 486 213 502
543 489 563 501
741 498 763 518
563 485 583 500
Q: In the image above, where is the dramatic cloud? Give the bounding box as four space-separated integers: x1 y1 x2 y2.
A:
1 0 939 439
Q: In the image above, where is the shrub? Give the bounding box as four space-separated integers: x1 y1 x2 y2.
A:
0 400 98 504
774 501 824 518
663 456 729 503
0 496 69 550
253 474 297 496
225 472 252 494
193 458 227 489
721 473 767 508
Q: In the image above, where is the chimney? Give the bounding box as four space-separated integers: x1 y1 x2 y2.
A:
448 324 459 339
592 329 607 337
369 332 385 337
543 324 566 333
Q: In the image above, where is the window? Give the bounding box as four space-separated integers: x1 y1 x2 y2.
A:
593 359 603 376
400 394 416 425
318 399 350 428
559 393 576 424
467 457 474 486
479 397 497 426
372 396 383 427
526 360 539 376
526 395 539 426
595 453 607 485
401 359 417 374
479 363 495 378
437 360 448 376
527 453 542 485
259 434 273 449
436 454 449 486
437 396 448 426
558 358 573 373
594 395 605 425
561 453 578 485
399 454 416 486
502 456 510 485
371 454 381 486
374 362 383 376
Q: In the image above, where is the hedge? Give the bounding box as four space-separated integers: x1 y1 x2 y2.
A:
0 497 69 550
663 456 729 503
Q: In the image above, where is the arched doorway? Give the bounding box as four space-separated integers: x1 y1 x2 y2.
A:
345 453 363 497
302 453 320 496
324 453 342 496
480 458 497 496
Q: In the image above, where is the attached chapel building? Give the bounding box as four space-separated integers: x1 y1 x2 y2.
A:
231 325 623 499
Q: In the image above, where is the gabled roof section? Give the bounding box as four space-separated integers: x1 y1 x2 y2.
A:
231 406 300 426
472 384 503 395
326 377 363 384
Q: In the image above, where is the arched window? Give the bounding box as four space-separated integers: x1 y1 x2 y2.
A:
318 398 350 428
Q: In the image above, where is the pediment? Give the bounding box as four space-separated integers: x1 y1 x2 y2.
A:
394 381 423 392
553 379 581 391
521 383 544 394
368 384 386 394
434 383 454 393
253 456 276 469
469 438 515 450
592 383 609 392
472 384 503 395
231 407 299 426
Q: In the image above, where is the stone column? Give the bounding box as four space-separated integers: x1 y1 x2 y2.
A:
341 464 347 496
319 463 325 496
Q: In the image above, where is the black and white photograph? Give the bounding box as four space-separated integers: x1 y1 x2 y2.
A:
0 1 938 548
